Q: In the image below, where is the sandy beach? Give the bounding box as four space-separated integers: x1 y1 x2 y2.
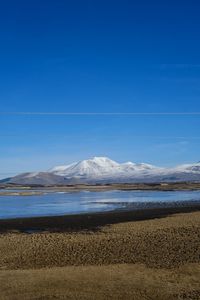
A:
0 206 200 299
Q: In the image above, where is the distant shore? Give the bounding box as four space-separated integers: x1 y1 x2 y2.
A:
1 181 200 196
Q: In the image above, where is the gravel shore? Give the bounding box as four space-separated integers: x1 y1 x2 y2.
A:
0 206 200 299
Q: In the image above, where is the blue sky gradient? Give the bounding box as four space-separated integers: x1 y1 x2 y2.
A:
0 1 200 176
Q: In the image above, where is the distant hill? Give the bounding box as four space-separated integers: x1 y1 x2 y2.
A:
1 156 200 185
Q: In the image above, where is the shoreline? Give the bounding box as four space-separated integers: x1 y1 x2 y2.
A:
1 205 200 299
1 203 200 233
1 181 200 195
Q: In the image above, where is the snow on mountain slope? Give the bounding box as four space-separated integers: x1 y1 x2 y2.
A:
121 162 156 171
2 157 200 185
171 162 200 173
49 157 158 178
49 157 120 177
7 172 66 185
49 162 77 175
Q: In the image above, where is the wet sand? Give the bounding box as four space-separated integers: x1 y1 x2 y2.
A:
1 203 200 233
0 206 200 299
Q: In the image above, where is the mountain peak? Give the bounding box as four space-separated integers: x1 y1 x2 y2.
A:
3 156 200 185
88 156 119 166
92 156 113 161
49 156 119 177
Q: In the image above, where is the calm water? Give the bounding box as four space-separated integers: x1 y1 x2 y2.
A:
0 190 200 219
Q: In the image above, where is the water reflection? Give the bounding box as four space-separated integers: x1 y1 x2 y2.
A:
0 190 200 219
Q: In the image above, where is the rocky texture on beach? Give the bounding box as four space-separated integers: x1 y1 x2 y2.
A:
0 209 200 299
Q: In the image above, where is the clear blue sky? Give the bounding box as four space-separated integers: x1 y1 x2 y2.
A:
0 0 200 177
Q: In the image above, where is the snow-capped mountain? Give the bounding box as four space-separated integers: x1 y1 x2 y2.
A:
49 157 120 177
49 157 157 178
1 157 200 185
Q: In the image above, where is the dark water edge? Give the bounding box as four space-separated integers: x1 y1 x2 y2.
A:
0 201 200 234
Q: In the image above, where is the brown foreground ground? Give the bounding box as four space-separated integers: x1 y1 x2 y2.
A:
0 208 200 299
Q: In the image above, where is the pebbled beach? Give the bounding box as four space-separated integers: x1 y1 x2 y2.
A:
0 205 200 299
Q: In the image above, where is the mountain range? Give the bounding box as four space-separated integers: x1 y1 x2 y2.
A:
1 156 200 185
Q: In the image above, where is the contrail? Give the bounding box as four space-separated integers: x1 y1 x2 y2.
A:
1 112 200 116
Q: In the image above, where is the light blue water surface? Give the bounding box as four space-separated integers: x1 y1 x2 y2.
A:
0 190 200 219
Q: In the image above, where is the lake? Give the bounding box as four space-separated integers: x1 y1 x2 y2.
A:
0 190 200 219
